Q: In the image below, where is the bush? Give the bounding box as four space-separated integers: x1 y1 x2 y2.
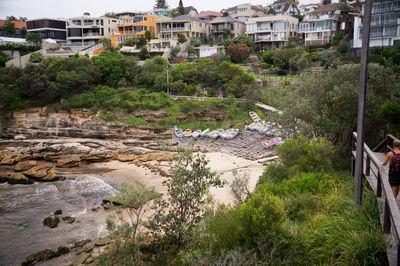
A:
273 48 303 71
261 51 275 64
178 34 187 44
283 172 323 194
226 43 250 63
138 47 150 60
337 42 349 55
275 136 335 175
259 164 289 184
284 192 319 221
332 32 345 46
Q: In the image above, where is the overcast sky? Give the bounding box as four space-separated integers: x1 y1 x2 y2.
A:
0 0 320 20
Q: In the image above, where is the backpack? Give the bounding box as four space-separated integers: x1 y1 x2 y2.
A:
390 151 400 173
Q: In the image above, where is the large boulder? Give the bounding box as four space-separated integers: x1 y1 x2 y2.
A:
0 151 17 165
43 215 59 228
22 164 58 181
0 171 33 184
83 150 116 162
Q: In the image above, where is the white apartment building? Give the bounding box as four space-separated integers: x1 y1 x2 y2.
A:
245 15 298 50
353 0 400 48
66 16 121 46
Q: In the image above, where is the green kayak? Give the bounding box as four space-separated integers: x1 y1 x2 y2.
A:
201 128 210 136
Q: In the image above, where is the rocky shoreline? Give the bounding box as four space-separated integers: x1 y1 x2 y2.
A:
0 107 281 265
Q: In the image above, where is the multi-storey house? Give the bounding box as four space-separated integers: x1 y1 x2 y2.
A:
66 16 120 46
298 3 340 45
194 11 223 22
149 15 210 51
270 0 300 15
221 4 265 22
26 19 66 42
111 15 158 47
245 15 298 50
211 16 245 42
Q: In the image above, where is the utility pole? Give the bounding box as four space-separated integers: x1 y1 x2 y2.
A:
354 0 373 205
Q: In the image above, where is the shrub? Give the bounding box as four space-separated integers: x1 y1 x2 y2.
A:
284 192 319 221
259 164 289 184
138 47 150 60
332 32 345 46
283 172 323 194
178 34 187 44
337 42 349 55
170 46 181 58
261 51 275 64
29 52 44 63
273 48 303 71
275 136 335 175
226 44 250 63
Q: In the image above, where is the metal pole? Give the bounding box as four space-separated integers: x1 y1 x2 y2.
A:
166 63 169 95
354 0 373 205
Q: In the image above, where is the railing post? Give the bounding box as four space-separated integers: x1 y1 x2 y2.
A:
377 171 382 197
351 156 356 177
397 245 400 266
384 199 391 233
366 157 371 176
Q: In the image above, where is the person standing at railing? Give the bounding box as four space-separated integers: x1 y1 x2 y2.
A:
382 140 400 199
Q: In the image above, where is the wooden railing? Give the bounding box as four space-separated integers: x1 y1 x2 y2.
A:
352 132 400 265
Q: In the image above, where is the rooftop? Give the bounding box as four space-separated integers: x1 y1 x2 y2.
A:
194 11 223 18
0 20 27 28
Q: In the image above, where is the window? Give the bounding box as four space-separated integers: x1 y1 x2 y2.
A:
144 17 147 21
370 27 383 37
384 25 397 36
317 32 323 39
273 22 285 31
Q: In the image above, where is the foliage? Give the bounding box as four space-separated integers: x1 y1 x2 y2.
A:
2 20 16 36
154 0 169 9
268 64 398 145
104 12 118 19
145 30 151 41
98 37 112 50
148 150 223 248
261 51 275 64
232 34 252 47
178 0 184 15
380 101 400 135
337 42 349 55
92 51 138 88
118 36 140 47
275 136 335 175
273 48 303 71
215 61 255 97
138 47 150 60
267 7 277 14
226 43 250 63
332 32 345 46
178 34 187 44
26 32 42 46
170 46 181 58
0 42 39 53
108 182 159 241
0 52 8 67
292 14 304 22
29 52 44 63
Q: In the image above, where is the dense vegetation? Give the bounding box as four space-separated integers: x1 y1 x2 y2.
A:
100 137 387 265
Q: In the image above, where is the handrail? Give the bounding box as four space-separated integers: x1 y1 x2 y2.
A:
352 132 400 252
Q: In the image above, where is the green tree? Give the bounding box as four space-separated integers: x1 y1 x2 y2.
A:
154 0 169 9
178 0 185 15
232 34 252 46
92 51 138 88
6 15 16 21
19 17 27 22
98 182 159 265
3 20 16 36
99 37 112 50
145 30 151 41
29 52 44 63
104 12 118 19
273 48 303 71
178 34 187 44
277 64 398 145
138 47 150 60
148 150 223 248
26 32 42 46
0 52 8 67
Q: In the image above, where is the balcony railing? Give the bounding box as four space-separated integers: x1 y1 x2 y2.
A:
162 27 189 32
212 27 227 32
256 36 286 41
83 32 101 37
84 22 94 26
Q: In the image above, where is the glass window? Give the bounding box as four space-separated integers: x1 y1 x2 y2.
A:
273 22 285 31
384 25 397 36
383 13 397 25
370 27 383 37
371 15 381 26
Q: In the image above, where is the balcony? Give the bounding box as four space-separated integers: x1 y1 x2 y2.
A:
161 27 189 32
256 36 287 42
83 32 101 37
212 27 227 32
84 22 94 26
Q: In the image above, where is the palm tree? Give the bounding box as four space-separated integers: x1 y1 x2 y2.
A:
287 0 300 14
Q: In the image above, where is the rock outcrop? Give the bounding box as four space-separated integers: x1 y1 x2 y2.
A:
43 215 59 228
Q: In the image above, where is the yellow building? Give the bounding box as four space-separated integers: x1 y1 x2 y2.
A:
111 15 158 47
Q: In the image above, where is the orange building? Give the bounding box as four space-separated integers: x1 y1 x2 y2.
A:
111 15 158 47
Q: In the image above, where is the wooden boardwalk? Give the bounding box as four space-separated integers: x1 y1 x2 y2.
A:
353 133 400 266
